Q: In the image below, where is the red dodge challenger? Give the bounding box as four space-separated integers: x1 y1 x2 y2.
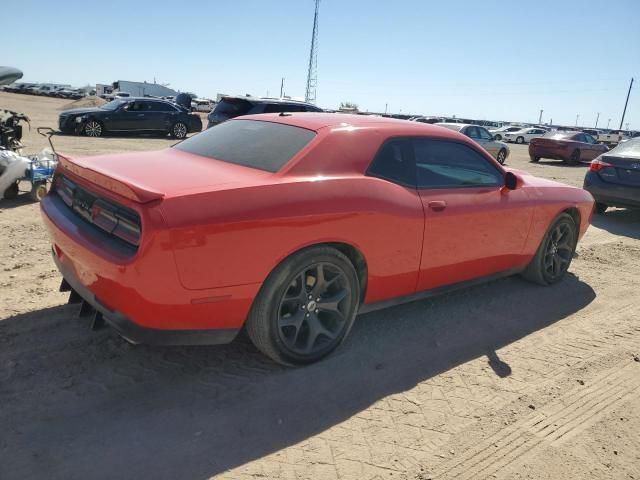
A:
41 114 594 365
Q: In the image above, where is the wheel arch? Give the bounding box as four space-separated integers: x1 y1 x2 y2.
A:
268 241 369 303
562 206 581 234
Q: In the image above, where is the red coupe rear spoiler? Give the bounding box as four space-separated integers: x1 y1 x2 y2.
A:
57 153 165 204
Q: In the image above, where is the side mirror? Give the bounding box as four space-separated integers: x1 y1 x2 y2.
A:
504 171 518 190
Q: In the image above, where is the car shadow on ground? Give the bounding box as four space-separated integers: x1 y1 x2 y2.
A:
0 273 595 480
592 208 640 240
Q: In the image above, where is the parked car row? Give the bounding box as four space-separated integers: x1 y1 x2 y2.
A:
4 83 91 99
435 123 510 164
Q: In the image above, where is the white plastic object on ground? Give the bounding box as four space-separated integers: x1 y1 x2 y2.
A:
0 150 31 199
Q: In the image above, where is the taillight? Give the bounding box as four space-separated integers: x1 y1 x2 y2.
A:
590 158 612 172
91 200 141 246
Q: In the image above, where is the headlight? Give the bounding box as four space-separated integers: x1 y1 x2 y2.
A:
75 117 84 123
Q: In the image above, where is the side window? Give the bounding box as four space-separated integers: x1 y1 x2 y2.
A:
575 134 587 143
367 139 416 187
149 102 176 112
478 127 493 140
465 126 480 139
584 134 595 144
414 139 503 189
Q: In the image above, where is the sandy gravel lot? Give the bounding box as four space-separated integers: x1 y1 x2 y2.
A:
1 92 639 480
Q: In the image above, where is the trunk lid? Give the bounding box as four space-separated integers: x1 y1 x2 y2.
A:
57 148 271 203
598 153 640 187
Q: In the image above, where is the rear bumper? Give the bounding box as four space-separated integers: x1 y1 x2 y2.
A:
41 192 258 344
583 171 640 208
53 251 239 345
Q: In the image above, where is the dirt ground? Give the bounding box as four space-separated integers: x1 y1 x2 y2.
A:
1 91 639 480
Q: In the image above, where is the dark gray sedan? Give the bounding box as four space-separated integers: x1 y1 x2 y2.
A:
584 138 640 213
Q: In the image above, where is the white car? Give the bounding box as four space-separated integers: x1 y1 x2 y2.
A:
489 125 523 141
502 127 547 144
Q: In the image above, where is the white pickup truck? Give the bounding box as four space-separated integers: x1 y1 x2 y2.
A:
597 130 630 145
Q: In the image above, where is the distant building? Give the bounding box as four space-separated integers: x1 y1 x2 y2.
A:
96 80 179 98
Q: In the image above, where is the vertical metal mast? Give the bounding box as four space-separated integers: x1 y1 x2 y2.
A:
305 0 320 103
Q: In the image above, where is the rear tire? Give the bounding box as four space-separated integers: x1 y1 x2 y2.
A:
245 246 360 366
521 213 577 286
496 149 507 164
567 149 580 166
516 136 525 144
594 202 608 214
494 134 502 141
530 156 541 162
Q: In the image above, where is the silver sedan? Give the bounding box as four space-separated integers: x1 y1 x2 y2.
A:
435 123 510 164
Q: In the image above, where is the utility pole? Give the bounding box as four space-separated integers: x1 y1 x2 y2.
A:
619 77 634 130
538 109 543 124
280 77 284 98
595 112 600 128
575 114 580 127
385 103 388 115
607 118 611 129
305 0 320 103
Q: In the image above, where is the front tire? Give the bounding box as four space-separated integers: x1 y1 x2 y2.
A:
84 120 103 137
494 134 502 141
521 213 577 286
171 122 188 139
516 136 525 144
245 246 361 366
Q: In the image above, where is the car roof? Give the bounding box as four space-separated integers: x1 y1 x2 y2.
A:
222 95 318 107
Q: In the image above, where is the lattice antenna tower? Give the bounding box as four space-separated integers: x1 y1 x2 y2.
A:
305 0 320 103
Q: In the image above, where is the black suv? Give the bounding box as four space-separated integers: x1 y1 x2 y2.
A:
207 96 323 128
59 98 202 138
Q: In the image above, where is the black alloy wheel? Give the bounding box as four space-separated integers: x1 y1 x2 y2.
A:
277 263 351 357
522 213 577 285
245 246 360 365
542 221 575 282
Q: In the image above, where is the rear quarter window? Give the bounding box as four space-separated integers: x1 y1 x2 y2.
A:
174 120 316 172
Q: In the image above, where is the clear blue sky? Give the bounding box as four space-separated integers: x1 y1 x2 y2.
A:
4 0 639 128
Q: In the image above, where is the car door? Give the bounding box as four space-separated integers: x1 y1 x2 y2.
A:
147 101 177 131
580 133 606 160
413 138 533 291
112 100 149 130
476 126 500 157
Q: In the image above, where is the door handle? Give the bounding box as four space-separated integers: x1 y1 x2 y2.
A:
428 200 447 212
137 113 145 117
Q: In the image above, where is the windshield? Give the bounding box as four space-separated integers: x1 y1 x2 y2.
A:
609 138 640 158
100 99 127 111
174 119 316 172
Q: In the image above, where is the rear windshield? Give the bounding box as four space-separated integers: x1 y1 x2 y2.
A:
213 98 252 116
543 131 576 140
609 138 640 158
174 119 316 172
